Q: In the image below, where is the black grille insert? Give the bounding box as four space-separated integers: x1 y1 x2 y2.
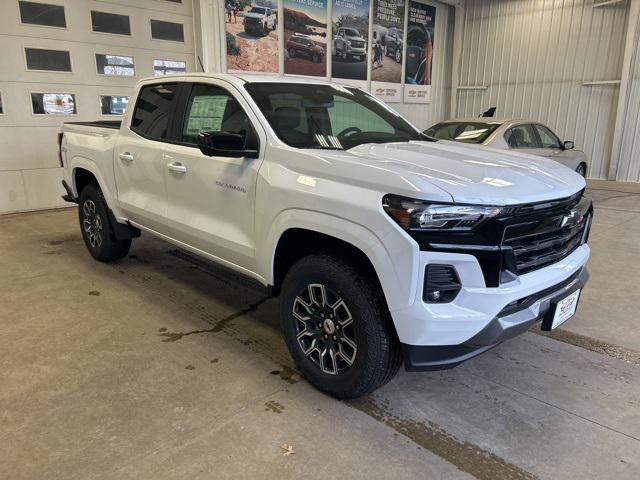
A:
424 264 461 303
503 197 591 275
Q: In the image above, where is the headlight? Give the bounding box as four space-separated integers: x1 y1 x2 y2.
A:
382 194 503 231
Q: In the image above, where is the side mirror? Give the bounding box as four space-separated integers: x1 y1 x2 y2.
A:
563 140 575 150
197 131 258 158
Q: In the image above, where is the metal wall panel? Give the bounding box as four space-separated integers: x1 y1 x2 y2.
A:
394 1 455 129
456 0 628 179
617 12 640 182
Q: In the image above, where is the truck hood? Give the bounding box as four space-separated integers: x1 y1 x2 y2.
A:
333 141 586 205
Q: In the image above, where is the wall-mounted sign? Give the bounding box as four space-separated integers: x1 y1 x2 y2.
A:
284 0 328 77
224 0 280 73
370 0 405 102
404 1 435 103
331 0 370 89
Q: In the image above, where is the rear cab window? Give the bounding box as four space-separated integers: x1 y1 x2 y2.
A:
130 83 179 140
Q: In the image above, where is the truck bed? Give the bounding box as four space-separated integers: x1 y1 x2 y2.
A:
64 120 121 129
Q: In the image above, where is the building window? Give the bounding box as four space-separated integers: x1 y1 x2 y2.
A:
150 20 184 42
25 48 71 72
19 1 66 28
100 95 129 115
31 93 77 115
153 59 187 76
96 54 134 76
91 11 131 35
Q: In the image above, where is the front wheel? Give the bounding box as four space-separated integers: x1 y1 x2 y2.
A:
280 254 402 399
395 48 402 63
78 184 131 262
575 163 586 177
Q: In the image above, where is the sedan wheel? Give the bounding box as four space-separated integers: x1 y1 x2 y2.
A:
575 164 586 177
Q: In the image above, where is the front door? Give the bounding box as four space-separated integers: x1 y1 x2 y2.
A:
114 82 180 231
162 82 264 272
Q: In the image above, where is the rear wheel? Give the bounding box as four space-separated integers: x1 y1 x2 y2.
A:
78 184 131 262
280 254 401 399
289 47 296 58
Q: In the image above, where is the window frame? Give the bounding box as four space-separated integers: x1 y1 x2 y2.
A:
18 0 67 29
90 10 132 37
129 82 184 143
149 18 185 43
504 123 541 149
24 46 73 73
95 52 136 77
99 94 130 116
532 123 562 150
153 58 188 76
30 91 78 116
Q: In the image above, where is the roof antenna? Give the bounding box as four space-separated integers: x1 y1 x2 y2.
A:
480 107 496 118
197 55 205 72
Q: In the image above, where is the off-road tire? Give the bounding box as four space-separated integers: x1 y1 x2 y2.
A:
78 184 131 262
280 254 402 399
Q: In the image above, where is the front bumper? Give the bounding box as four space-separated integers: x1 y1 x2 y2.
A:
402 266 589 370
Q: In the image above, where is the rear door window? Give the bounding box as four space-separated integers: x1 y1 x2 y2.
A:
505 124 539 149
131 83 179 140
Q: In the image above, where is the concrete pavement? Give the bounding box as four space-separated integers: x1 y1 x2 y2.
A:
1 185 639 479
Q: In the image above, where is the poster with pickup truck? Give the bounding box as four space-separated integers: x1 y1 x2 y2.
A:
284 0 328 77
331 0 370 88
403 1 435 103
371 0 406 102
225 0 280 74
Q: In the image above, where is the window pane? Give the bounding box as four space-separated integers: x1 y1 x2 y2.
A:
535 125 561 149
19 1 66 27
96 54 134 76
0 94 4 114
181 84 251 144
154 59 187 76
150 20 184 42
91 11 131 35
25 48 71 71
131 84 179 140
100 95 129 115
31 93 77 115
505 125 539 148
425 122 500 144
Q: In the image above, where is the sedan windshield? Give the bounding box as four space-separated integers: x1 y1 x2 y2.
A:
424 122 500 144
244 83 427 150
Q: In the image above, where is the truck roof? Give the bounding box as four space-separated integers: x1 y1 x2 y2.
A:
138 72 343 88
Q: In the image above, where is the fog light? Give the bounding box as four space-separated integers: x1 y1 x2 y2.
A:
424 265 461 303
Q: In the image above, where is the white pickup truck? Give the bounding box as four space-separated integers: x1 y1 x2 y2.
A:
59 73 592 398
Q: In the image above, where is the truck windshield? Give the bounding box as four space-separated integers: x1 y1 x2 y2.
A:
345 29 359 37
249 7 266 14
424 122 501 144
244 83 427 150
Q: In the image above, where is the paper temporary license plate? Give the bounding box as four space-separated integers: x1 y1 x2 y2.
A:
551 289 581 329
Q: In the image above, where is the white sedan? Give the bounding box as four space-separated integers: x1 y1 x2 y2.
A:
425 118 589 177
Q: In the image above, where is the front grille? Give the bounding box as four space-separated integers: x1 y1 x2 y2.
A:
350 41 364 48
502 198 591 275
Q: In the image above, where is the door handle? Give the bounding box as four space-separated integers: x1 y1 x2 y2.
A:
119 152 134 162
167 162 187 174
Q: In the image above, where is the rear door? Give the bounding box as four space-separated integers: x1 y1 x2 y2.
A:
160 81 265 271
114 82 180 231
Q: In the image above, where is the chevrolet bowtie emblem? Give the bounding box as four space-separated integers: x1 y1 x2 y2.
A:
560 209 578 227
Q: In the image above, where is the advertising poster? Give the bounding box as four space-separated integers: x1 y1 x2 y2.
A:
331 0 370 88
403 1 435 103
371 0 405 102
224 0 280 74
284 0 328 77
